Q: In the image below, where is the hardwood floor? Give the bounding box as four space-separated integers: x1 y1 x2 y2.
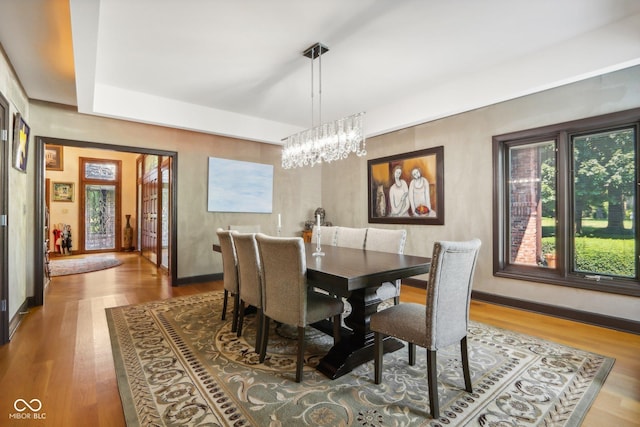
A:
0 253 637 426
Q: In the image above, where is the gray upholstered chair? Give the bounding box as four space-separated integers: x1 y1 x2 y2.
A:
311 225 338 246
233 232 264 352
255 234 344 382
216 228 240 332
370 239 481 419
365 227 407 305
334 227 368 249
228 225 261 233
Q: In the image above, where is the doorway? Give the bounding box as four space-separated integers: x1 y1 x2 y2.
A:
79 157 122 252
33 137 179 307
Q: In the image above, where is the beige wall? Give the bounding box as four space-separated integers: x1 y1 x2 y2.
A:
30 102 322 279
1 49 32 322
45 146 138 252
322 65 640 322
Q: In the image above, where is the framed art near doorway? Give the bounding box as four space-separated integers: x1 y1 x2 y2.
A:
12 113 30 173
52 182 75 202
45 144 64 171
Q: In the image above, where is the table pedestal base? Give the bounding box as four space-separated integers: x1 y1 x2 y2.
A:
313 286 404 379
316 335 403 379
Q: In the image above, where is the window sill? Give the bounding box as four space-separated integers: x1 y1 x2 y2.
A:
494 269 640 297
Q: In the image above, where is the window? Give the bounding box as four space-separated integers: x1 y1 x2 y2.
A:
493 109 640 296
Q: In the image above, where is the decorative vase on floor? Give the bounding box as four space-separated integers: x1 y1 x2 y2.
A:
123 214 134 251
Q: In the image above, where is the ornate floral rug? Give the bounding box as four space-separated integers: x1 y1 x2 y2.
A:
106 291 613 427
49 256 123 276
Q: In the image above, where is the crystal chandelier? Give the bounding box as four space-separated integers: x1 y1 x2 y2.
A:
282 43 366 169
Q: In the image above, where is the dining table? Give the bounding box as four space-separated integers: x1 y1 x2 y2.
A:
212 239 431 380
303 242 431 379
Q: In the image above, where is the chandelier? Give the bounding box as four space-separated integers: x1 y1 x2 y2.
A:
282 43 366 169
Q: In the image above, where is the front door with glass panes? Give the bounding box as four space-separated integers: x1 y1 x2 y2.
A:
80 158 122 252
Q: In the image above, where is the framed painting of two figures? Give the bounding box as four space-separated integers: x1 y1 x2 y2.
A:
368 146 444 225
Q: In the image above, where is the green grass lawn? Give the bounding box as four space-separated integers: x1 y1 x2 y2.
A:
541 217 635 277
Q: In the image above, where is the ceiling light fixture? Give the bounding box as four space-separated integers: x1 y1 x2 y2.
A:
281 43 366 169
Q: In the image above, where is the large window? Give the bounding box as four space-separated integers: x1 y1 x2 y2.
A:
493 109 640 296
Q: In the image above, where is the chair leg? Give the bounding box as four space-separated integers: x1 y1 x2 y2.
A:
332 314 341 344
254 308 264 353
408 342 416 366
296 326 305 383
231 293 240 333
374 332 383 384
461 336 473 393
236 300 245 337
393 295 400 305
259 316 270 363
221 289 229 320
427 349 439 419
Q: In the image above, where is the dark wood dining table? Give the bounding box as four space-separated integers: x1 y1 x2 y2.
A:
304 243 430 379
213 240 431 380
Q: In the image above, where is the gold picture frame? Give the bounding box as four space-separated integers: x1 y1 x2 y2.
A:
52 182 75 202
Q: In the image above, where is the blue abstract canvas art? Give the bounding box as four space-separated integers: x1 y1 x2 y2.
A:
207 157 274 213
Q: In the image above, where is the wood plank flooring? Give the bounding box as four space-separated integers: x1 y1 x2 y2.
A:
0 253 637 426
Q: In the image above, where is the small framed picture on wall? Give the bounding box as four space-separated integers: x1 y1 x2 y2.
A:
52 182 75 202
45 144 64 171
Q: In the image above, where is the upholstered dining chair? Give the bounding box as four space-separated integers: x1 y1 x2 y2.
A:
365 227 407 305
255 234 344 382
311 225 338 246
334 227 368 249
370 239 481 419
216 228 240 333
233 232 264 353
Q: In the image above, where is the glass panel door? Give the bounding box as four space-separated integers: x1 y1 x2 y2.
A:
80 157 121 252
84 184 117 250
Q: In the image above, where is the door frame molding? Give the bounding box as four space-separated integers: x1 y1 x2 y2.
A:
33 137 179 306
0 93 9 343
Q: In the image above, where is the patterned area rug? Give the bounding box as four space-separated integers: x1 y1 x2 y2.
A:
49 256 123 276
106 292 613 427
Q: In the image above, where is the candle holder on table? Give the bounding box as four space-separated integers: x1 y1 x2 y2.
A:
312 222 324 257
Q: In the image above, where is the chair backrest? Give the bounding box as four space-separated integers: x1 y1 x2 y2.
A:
228 225 261 233
311 225 338 246
233 232 262 309
255 234 307 327
426 239 481 350
216 228 239 293
334 227 368 250
364 228 407 254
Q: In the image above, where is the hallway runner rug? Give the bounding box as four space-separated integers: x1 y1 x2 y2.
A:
49 256 123 276
106 291 613 427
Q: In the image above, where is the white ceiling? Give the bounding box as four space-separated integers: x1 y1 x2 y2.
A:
1 0 639 145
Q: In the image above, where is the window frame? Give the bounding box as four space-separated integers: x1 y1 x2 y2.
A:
493 108 640 297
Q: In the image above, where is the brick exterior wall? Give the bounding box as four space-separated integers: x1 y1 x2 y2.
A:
509 147 542 265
